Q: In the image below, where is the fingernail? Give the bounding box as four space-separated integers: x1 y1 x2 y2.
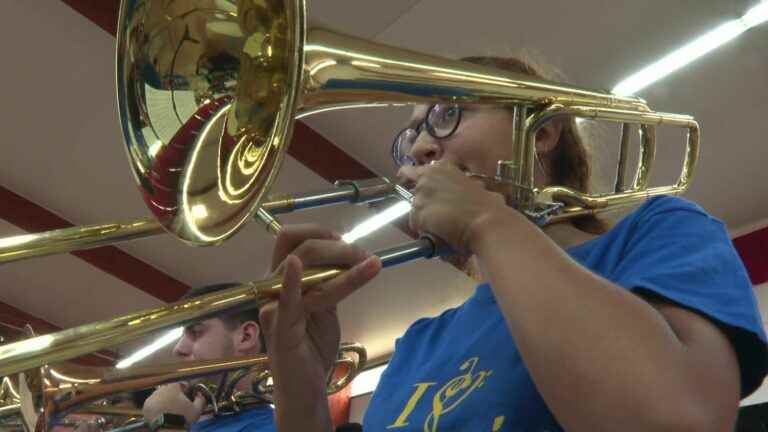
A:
363 255 380 269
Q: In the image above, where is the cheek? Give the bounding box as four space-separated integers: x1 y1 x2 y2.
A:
195 335 234 359
449 129 510 175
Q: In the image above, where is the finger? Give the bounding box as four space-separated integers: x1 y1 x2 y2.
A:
396 165 424 185
292 239 369 268
259 300 277 338
277 255 306 329
432 159 459 171
409 206 420 235
192 392 207 413
272 224 341 271
155 383 181 395
303 255 382 312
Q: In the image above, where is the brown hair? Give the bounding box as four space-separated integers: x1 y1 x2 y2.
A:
461 55 606 234
182 282 267 353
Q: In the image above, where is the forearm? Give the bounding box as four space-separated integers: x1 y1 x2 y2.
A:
271 343 333 432
472 214 712 431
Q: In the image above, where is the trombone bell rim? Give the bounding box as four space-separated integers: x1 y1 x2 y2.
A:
116 0 307 246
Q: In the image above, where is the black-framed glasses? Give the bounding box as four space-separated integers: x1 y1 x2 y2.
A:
392 104 462 166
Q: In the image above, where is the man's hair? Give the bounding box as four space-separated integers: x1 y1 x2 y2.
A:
182 282 267 353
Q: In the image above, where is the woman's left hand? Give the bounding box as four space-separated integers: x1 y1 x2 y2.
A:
398 161 519 254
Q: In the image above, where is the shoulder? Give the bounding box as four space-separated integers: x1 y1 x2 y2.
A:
614 195 726 243
402 305 461 337
392 303 469 354
633 195 712 223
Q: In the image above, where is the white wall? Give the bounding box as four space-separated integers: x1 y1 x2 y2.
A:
349 393 373 424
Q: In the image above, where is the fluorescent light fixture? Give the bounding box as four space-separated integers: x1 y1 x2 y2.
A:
350 363 388 397
743 1 768 27
116 327 183 369
613 1 768 95
342 201 412 243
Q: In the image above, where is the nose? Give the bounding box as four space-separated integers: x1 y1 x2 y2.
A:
409 132 442 165
172 335 192 359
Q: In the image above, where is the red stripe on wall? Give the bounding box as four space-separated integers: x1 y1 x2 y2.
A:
59 0 119 35
0 186 190 303
734 226 768 286
0 303 114 366
290 122 377 181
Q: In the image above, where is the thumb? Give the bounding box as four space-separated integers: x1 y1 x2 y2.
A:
186 392 206 423
192 392 207 412
278 255 305 327
260 255 304 346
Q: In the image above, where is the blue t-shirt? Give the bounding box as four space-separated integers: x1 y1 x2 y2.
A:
190 405 276 432
363 196 768 431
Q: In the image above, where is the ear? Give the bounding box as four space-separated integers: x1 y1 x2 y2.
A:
234 321 261 355
534 119 564 155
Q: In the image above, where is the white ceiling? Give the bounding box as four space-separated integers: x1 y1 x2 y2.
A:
0 0 766 365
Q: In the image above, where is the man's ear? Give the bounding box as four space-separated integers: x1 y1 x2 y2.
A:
534 119 564 155
234 321 261 354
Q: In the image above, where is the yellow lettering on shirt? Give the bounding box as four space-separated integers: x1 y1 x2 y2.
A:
386 382 436 429
424 357 493 432
492 415 505 431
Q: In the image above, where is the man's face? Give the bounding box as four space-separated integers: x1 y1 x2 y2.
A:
171 318 238 387
172 318 236 362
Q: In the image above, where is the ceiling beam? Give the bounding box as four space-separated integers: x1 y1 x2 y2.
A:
59 0 119 35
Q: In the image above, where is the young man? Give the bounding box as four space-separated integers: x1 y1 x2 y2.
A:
142 283 276 432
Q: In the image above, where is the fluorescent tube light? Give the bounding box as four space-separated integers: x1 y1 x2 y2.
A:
613 1 768 95
342 201 412 243
116 327 183 369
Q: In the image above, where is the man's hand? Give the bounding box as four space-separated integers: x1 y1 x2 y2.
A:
142 384 206 427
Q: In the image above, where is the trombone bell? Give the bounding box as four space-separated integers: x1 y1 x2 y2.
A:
117 0 305 246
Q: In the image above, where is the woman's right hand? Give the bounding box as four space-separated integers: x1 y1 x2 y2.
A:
260 224 381 432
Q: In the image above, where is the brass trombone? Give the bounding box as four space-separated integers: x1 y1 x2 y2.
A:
5 342 365 431
0 0 699 382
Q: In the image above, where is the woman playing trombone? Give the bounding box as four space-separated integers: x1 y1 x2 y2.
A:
260 56 767 431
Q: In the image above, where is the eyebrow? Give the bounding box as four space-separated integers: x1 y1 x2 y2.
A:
184 323 205 332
